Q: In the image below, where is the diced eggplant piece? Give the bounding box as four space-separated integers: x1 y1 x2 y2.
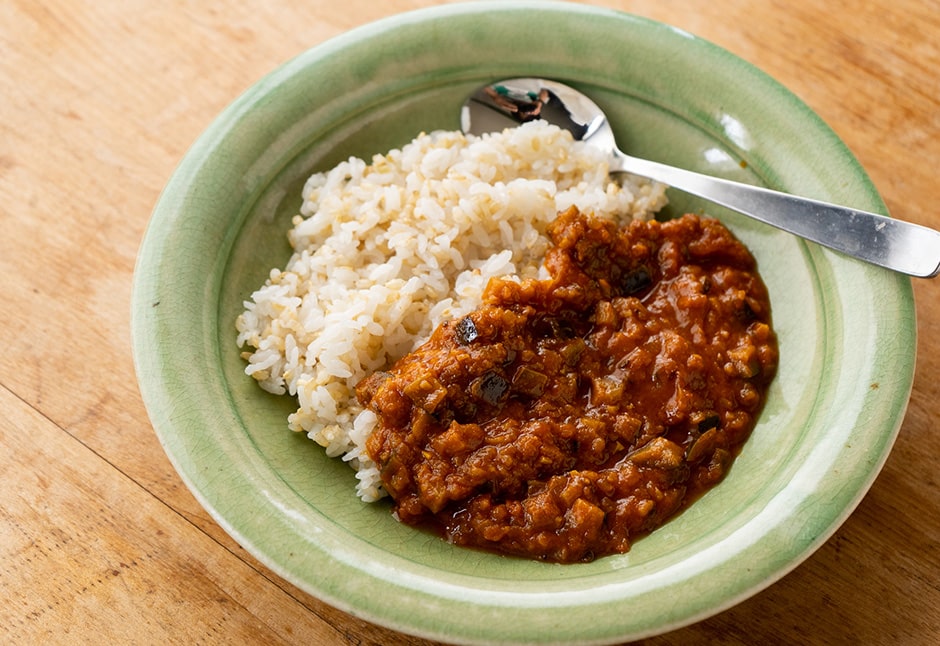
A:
455 316 479 344
512 365 549 397
472 371 510 405
620 265 652 295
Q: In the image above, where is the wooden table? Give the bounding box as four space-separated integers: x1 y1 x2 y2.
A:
2 1 938 643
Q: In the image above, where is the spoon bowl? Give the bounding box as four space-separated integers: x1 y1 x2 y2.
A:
463 78 940 278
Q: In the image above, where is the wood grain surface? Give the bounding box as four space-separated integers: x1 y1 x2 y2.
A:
2 1 938 644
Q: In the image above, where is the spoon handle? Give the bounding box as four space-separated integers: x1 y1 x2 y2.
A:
615 153 940 278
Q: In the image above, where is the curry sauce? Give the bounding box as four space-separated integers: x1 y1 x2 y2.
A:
357 208 778 562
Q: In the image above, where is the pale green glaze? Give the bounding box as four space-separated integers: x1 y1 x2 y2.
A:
132 2 915 643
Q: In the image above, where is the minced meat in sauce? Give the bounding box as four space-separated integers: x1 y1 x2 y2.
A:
357 207 778 563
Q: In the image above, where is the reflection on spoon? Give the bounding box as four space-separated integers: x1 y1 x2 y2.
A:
461 78 940 278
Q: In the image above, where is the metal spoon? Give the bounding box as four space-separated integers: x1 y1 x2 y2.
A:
461 78 940 278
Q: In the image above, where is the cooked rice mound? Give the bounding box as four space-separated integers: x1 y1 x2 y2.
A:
235 121 668 501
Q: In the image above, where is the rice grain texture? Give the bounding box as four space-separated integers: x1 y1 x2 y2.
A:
235 122 667 501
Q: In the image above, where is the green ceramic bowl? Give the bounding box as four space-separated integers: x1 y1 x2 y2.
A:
132 2 915 643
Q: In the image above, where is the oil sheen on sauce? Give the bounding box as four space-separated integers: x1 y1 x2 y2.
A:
357 207 778 563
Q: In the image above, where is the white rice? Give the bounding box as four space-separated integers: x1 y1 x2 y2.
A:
235 121 668 502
